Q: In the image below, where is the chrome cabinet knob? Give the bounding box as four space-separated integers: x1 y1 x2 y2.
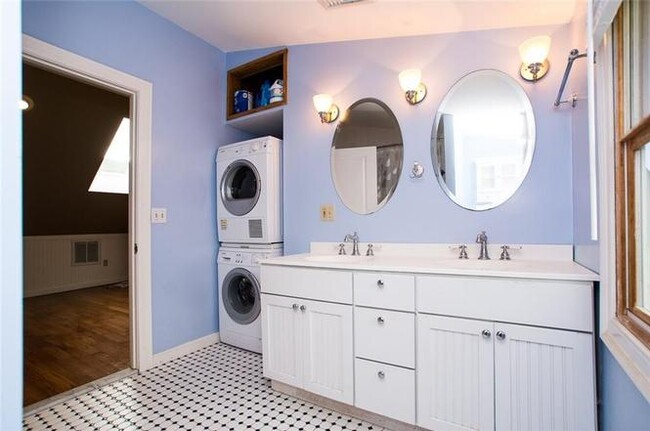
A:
377 316 385 324
377 371 385 379
300 305 306 312
481 329 491 338
377 279 384 288
496 330 506 340
292 303 299 311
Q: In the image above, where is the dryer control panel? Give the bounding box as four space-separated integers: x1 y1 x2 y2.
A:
218 250 252 265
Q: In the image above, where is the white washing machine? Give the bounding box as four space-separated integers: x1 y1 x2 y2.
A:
216 136 282 244
218 243 283 353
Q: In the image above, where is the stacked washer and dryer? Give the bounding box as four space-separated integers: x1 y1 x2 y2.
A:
216 136 283 353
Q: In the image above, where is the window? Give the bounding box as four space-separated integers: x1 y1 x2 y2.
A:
88 117 130 194
614 1 650 349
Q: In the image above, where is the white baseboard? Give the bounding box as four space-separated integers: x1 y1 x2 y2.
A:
24 277 128 298
153 332 220 367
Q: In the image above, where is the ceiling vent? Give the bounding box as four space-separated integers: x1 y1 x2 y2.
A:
318 0 369 9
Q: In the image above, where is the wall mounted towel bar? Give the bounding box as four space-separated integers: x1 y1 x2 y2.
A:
554 49 588 108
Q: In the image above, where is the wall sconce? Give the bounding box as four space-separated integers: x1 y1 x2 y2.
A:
398 69 427 105
313 94 339 124
518 36 551 82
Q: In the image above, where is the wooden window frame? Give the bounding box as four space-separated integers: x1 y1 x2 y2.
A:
614 4 650 350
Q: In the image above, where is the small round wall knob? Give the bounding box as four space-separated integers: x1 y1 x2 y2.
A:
496 331 506 340
481 329 491 338
377 316 385 324
377 371 385 379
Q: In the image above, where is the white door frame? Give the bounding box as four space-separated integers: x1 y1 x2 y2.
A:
22 35 154 371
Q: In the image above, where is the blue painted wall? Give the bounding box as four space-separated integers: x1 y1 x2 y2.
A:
272 25 577 254
22 0 249 353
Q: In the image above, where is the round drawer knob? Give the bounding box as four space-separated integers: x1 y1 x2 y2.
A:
377 316 385 324
496 330 506 340
377 371 385 379
481 329 491 338
292 303 299 311
377 280 384 288
300 305 306 312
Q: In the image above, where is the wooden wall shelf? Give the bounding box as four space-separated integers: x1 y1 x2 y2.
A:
227 49 287 123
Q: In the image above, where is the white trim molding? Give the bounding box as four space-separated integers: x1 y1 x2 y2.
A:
22 35 154 371
595 26 650 402
153 333 221 367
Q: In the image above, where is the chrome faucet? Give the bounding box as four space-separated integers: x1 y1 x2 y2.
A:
476 230 490 260
344 232 360 256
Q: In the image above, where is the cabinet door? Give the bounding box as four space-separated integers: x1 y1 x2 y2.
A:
417 314 495 431
261 294 302 387
301 299 354 404
494 323 595 431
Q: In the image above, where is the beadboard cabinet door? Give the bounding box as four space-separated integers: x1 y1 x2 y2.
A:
494 323 596 431
417 314 495 431
261 294 302 388
302 299 354 404
261 294 353 405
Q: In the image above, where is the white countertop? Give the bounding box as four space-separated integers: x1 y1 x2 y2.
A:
261 243 599 282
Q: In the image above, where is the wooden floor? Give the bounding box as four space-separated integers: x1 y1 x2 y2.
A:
23 284 130 406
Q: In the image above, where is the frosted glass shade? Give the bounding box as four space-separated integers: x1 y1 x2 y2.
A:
313 94 333 113
518 36 551 65
398 69 422 92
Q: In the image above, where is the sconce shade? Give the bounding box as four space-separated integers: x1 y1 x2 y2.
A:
398 69 422 92
519 36 551 65
313 94 334 113
313 93 339 123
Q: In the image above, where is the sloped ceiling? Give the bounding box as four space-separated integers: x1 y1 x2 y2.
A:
140 0 581 52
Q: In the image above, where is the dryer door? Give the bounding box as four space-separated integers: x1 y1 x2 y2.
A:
220 160 261 216
222 268 261 325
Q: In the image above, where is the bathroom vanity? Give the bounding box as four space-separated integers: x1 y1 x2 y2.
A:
260 243 599 431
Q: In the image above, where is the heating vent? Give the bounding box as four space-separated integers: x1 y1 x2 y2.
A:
318 0 369 9
72 240 100 265
249 219 263 239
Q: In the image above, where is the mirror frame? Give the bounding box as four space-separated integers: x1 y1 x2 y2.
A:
330 97 404 215
431 69 536 211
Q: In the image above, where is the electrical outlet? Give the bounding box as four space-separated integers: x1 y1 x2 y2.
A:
152 208 167 223
320 204 335 221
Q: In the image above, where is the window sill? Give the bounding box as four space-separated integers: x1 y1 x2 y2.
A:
602 318 650 402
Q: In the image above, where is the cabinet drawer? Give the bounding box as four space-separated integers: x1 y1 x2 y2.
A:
354 307 414 368
354 272 415 311
261 265 352 304
354 358 415 425
417 275 594 332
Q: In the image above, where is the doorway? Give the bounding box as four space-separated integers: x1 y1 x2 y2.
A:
22 63 131 406
22 35 154 408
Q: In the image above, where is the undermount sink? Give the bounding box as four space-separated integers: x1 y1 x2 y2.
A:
303 255 374 263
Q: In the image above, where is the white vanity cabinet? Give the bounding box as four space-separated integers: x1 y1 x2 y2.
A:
260 266 354 404
416 275 596 431
353 272 416 424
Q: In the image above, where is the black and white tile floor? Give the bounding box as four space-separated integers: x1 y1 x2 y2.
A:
23 343 387 431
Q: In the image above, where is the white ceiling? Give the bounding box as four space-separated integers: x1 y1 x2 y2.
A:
140 0 581 53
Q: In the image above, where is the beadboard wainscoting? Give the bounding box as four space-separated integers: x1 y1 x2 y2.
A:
23 233 128 297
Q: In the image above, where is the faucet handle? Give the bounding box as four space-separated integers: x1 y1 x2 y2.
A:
338 243 346 255
366 243 374 256
458 244 469 259
500 245 511 260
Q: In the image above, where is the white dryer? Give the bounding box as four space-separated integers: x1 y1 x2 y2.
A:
218 244 283 353
216 136 282 244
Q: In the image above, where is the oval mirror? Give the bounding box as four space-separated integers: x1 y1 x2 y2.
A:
431 70 535 211
331 98 403 214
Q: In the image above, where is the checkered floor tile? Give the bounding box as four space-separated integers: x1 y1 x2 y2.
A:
23 343 386 430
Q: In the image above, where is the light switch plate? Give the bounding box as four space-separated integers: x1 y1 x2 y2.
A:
152 208 167 223
320 204 335 221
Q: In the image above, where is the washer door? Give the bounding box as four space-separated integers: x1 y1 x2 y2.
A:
222 268 261 325
220 160 261 216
